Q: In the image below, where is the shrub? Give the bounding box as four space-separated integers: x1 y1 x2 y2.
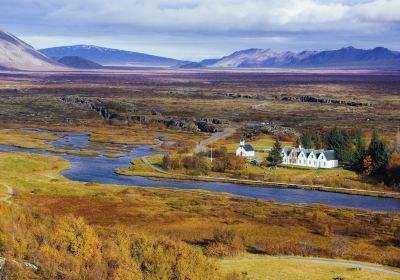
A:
207 228 245 256
203 242 231 257
0 205 221 279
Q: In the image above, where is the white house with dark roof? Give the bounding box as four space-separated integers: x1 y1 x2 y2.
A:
236 139 255 158
281 145 338 169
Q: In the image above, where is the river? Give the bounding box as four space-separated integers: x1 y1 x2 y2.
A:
0 129 399 212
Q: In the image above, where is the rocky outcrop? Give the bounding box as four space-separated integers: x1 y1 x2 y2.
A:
220 93 255 99
275 95 369 106
60 96 135 121
60 96 224 132
0 256 39 276
243 124 299 139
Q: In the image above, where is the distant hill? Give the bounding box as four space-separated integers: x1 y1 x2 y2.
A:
0 29 66 71
40 45 187 67
57 56 103 69
182 47 400 68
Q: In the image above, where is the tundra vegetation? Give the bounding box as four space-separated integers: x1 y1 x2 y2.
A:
0 71 400 278
0 151 400 279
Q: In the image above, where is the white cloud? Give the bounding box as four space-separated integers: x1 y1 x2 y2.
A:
39 0 399 33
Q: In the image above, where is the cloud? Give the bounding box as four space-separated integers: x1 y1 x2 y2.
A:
1 0 400 60
37 0 399 34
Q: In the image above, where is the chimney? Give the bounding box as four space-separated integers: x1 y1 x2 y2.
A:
299 145 302 149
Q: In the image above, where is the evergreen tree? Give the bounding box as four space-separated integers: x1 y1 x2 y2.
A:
321 131 329 150
326 127 353 164
295 137 301 148
302 130 312 149
353 130 366 172
395 129 400 153
313 132 322 149
268 139 283 167
367 131 390 175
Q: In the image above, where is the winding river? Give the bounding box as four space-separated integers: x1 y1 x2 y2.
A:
1 129 399 212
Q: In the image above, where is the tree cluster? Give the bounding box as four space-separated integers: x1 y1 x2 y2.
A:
162 148 246 175
299 129 399 188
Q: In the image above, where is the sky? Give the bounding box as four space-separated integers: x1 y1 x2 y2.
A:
1 0 400 61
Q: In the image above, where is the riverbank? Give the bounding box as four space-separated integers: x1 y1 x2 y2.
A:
116 156 400 199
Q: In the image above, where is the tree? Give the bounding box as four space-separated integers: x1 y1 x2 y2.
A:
326 127 353 164
301 130 312 149
353 130 366 172
313 132 322 149
267 139 283 167
162 154 172 170
367 131 390 175
295 137 301 148
386 152 400 189
395 130 400 153
363 155 373 176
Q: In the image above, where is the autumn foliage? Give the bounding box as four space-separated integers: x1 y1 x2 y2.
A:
0 205 219 280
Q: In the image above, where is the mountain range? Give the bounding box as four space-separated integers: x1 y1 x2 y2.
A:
1 28 400 71
187 47 400 68
39 45 187 67
0 29 66 71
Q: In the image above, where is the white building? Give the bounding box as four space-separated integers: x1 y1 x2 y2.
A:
281 146 339 169
236 139 255 158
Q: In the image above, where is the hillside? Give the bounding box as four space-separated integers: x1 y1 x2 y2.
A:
40 45 187 67
57 56 103 69
187 47 400 68
0 29 66 71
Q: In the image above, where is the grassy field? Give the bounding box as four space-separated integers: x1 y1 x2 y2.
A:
0 151 399 270
219 255 400 280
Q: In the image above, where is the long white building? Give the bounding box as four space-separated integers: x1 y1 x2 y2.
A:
281 146 338 169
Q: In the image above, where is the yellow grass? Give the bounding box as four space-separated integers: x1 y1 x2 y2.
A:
0 151 399 269
219 255 400 280
0 129 59 149
103 153 126 158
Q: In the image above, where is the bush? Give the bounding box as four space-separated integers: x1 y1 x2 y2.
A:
204 228 245 257
203 242 231 257
212 155 246 173
0 204 221 279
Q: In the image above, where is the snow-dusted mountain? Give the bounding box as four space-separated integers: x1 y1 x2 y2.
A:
40 45 187 67
0 29 66 71
188 47 400 68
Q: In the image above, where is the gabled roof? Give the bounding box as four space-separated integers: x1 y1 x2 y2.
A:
283 147 337 161
323 150 337 160
243 144 254 152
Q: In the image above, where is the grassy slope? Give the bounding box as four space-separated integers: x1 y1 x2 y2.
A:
219 255 400 280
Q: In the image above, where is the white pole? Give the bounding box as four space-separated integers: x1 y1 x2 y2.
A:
210 144 213 162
